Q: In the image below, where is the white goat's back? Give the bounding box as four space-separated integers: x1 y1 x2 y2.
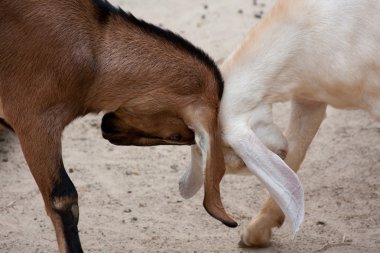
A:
292 0 380 112
222 0 380 117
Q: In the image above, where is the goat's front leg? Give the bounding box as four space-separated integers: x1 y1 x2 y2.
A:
242 99 327 247
15 121 83 253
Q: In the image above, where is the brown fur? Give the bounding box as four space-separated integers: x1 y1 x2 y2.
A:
0 0 234 252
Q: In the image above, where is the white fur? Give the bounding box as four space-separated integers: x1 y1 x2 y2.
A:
179 125 208 199
222 0 380 122
220 0 380 237
179 145 204 199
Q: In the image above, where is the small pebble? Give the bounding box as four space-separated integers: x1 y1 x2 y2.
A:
131 217 138 221
170 164 178 172
238 9 243 14
316 221 326 226
68 168 74 173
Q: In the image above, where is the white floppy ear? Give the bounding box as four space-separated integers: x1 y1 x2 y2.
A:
179 145 204 199
227 127 304 233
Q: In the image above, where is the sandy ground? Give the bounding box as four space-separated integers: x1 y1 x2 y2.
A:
1 0 380 252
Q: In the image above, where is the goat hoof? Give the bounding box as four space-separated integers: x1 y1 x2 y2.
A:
240 218 272 247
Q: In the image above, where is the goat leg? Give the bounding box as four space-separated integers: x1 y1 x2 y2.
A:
242 99 326 247
15 121 83 253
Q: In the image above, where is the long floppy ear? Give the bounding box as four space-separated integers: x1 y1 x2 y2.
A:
179 145 203 199
183 106 237 228
227 127 304 233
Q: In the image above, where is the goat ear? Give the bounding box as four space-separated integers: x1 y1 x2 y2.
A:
179 145 203 199
183 106 237 228
227 128 304 233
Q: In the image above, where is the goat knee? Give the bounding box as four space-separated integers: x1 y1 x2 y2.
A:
49 163 82 252
252 122 288 160
223 146 250 175
51 165 79 221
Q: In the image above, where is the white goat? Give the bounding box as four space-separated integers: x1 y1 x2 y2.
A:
219 0 380 247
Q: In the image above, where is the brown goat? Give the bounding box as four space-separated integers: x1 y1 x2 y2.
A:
0 0 237 252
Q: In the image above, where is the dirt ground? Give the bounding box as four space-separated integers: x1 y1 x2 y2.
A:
1 0 380 252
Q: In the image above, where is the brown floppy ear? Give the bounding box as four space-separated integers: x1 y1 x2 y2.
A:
183 106 237 228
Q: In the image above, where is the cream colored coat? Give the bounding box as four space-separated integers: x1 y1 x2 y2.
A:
221 0 380 246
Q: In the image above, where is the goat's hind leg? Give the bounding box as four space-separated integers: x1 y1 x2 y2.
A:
13 119 83 253
242 99 327 247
